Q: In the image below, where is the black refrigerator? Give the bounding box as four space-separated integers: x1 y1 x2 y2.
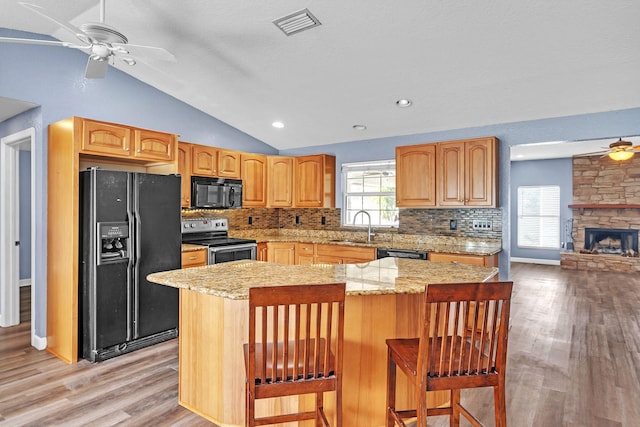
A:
79 168 181 362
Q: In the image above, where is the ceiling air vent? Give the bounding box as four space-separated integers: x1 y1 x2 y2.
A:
273 9 321 36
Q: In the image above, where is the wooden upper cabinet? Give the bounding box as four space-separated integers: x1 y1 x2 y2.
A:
241 153 267 207
217 149 241 178
191 145 241 178
133 129 176 162
178 142 192 208
267 156 293 207
294 154 336 208
191 145 218 176
396 143 437 207
437 137 497 207
81 119 132 157
80 119 176 162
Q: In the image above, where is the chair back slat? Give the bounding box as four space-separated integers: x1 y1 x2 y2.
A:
418 282 513 382
247 283 345 384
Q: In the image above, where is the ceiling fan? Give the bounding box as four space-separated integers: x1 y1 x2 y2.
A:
576 138 640 161
0 0 176 78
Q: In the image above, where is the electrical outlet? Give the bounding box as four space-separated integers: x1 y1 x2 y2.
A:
248 216 253 225
449 219 457 230
472 220 493 230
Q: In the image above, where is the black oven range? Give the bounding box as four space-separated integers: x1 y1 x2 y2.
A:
181 218 257 264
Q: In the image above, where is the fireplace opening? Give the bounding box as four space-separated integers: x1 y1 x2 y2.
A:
582 228 639 257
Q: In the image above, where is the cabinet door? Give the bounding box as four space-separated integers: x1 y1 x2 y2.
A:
241 153 267 207
178 142 192 208
396 144 436 207
81 119 131 157
437 141 465 206
294 154 335 208
295 243 315 265
266 242 296 265
181 249 208 268
267 156 293 207
257 243 268 261
465 138 495 207
217 149 241 178
133 129 176 162
191 145 218 176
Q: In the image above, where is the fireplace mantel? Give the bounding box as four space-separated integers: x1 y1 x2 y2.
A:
569 204 640 214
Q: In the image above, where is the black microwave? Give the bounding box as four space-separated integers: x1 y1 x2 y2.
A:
191 176 242 209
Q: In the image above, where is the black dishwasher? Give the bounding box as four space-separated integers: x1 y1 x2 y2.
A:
376 248 428 260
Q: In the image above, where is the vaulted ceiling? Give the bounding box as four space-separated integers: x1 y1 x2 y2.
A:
1 1 639 150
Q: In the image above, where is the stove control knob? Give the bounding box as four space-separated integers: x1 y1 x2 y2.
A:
183 223 189 229
190 223 196 228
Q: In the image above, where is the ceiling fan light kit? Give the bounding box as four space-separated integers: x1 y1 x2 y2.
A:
608 150 635 161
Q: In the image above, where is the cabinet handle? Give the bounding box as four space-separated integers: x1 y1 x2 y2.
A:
137 149 141 153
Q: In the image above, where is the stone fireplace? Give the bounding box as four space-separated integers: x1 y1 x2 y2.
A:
560 153 640 273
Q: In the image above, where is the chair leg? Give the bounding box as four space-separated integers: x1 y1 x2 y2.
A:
336 379 343 427
246 385 255 427
316 392 323 427
386 349 397 427
450 389 461 427
494 384 507 427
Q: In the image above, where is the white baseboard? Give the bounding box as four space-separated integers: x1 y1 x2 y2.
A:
32 333 47 351
510 257 560 266
20 278 31 287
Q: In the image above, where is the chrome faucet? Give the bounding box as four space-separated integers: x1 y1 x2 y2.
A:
353 210 375 242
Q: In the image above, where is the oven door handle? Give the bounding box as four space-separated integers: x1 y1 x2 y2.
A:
209 243 257 253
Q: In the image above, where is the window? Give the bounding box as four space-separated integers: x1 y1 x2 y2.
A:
517 185 560 249
342 160 398 227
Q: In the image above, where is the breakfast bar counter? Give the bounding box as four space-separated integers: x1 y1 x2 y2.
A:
148 258 498 426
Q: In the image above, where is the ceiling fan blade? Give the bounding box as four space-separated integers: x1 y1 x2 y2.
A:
0 36 66 47
575 150 608 157
19 2 86 39
85 58 108 79
112 43 176 62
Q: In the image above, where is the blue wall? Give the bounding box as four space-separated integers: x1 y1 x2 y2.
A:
19 149 31 280
510 158 573 261
2 27 640 341
0 28 276 339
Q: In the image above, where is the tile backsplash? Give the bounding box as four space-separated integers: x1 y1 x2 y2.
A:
182 207 502 240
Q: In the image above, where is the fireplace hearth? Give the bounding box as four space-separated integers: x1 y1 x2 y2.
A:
581 228 639 257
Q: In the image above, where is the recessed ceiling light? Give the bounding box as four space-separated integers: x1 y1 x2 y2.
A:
353 124 367 131
272 121 284 128
396 99 413 108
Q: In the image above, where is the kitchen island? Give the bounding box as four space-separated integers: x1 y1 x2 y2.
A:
148 257 498 426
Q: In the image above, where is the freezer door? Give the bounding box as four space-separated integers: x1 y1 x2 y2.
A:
133 173 181 339
79 169 131 360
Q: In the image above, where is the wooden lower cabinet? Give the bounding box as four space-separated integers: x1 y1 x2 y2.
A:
314 244 376 264
266 242 296 265
429 252 498 267
295 242 315 265
181 248 207 268
256 242 268 261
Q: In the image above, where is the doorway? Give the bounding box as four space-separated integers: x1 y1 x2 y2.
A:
1 128 36 338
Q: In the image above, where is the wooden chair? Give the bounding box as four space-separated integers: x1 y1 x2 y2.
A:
386 281 513 427
244 283 346 426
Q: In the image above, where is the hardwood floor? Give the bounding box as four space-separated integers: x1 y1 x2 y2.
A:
1 263 639 426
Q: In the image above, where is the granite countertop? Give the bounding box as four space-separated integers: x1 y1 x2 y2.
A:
181 243 208 252
236 234 502 256
147 257 499 299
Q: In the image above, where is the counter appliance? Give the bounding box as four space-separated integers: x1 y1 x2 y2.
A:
376 247 428 260
191 176 242 209
79 169 181 362
181 218 257 264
